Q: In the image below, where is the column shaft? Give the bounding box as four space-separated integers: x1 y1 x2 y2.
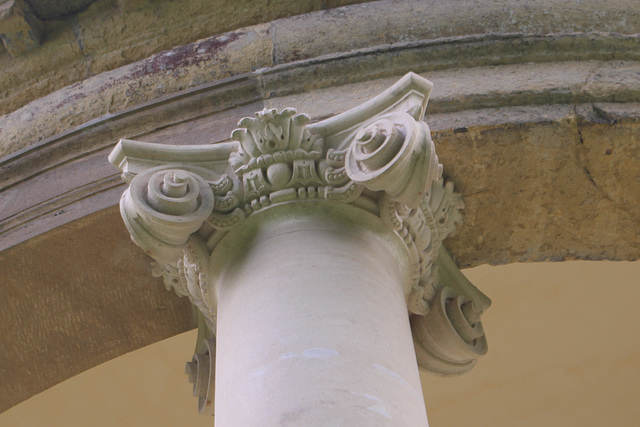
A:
214 212 429 426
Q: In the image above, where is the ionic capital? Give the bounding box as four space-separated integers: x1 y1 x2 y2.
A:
109 72 490 383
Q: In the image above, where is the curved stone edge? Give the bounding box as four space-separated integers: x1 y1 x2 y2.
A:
3 33 639 157
2 0 638 120
0 0 374 115
0 205 197 414
1 76 639 266
1 0 639 156
3 58 640 192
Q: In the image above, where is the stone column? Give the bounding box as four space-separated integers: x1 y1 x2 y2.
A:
214 209 427 425
109 72 491 425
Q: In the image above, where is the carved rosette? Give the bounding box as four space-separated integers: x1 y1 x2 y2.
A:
110 73 491 409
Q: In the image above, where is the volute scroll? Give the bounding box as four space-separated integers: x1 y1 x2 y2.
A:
109 72 492 408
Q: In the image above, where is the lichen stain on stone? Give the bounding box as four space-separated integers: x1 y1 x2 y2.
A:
46 30 246 113
130 31 243 79
94 79 118 95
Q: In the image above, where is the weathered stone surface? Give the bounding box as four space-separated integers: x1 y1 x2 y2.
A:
437 104 640 267
0 206 196 413
0 19 84 119
0 26 271 158
262 61 640 116
75 0 330 76
0 0 372 115
1 0 639 127
0 0 42 57
272 0 640 63
3 51 640 158
1 0 638 155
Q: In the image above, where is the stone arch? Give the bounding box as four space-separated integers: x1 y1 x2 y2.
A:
1 0 638 413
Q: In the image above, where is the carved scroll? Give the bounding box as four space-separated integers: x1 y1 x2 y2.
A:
109 73 492 401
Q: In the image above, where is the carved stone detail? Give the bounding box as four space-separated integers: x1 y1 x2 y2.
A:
345 112 439 208
119 165 219 326
109 73 491 409
412 286 488 375
185 337 216 415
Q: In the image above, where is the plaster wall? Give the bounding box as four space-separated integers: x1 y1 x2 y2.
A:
1 261 639 426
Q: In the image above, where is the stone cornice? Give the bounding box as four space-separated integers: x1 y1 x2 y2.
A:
4 33 640 158
2 0 638 122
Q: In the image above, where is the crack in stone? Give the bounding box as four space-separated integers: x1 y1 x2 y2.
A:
574 119 600 189
571 105 640 226
67 14 92 78
270 21 278 65
572 105 601 190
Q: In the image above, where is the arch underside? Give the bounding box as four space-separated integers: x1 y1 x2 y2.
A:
1 0 638 414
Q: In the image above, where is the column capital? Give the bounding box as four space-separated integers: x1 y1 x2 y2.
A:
109 72 490 382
